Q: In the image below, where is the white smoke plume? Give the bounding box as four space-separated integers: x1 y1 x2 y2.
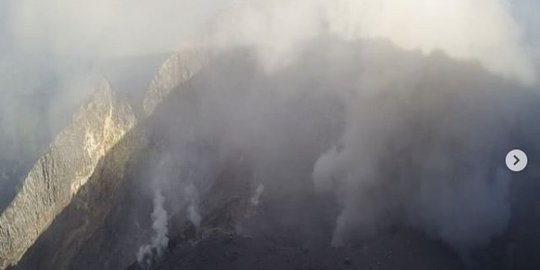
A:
137 190 169 267
250 183 265 207
185 184 201 228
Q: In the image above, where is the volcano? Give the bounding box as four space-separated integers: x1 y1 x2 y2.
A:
1 38 540 270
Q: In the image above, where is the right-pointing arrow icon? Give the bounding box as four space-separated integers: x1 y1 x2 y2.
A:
506 149 527 172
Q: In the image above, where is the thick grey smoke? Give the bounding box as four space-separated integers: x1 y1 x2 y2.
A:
168 1 539 253
209 0 537 83
143 36 538 256
310 51 516 250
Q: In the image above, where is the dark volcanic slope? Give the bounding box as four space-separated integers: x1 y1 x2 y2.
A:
132 231 462 270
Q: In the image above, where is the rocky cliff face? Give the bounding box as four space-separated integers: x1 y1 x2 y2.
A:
0 47 210 270
0 81 136 269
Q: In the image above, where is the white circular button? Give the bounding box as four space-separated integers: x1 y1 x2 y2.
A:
506 149 527 172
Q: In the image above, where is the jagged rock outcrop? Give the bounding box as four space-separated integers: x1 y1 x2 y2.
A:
0 81 136 269
143 47 208 116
